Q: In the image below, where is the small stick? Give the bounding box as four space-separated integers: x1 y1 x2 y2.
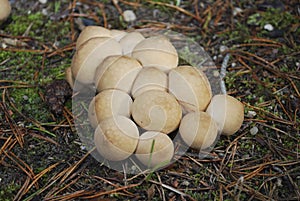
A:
220 53 230 95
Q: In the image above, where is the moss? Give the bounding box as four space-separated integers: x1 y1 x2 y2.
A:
0 182 20 201
9 87 51 121
6 12 45 37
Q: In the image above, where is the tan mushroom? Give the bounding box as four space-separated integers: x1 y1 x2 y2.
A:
71 37 122 85
110 29 127 41
94 55 142 93
132 36 178 72
179 111 219 150
94 115 139 161
88 89 133 128
206 94 244 136
169 65 212 113
135 131 174 168
76 26 111 49
0 0 11 24
65 67 88 91
131 67 168 99
131 90 182 134
119 31 145 56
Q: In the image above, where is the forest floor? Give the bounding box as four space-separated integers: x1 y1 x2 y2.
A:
0 0 299 200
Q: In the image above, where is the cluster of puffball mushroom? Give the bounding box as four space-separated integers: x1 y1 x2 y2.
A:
66 26 244 168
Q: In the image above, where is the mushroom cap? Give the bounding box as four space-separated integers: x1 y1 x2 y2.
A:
206 94 244 136
94 115 139 161
119 31 145 56
94 55 142 93
88 89 133 128
71 37 122 85
110 29 127 41
132 36 178 72
135 131 174 168
131 67 168 99
169 65 212 113
76 26 111 49
65 67 89 91
131 90 182 134
0 0 11 23
179 111 218 150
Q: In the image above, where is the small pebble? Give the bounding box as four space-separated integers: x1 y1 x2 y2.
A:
219 45 228 53
250 126 259 135
123 10 136 22
42 8 48 16
23 95 28 101
233 7 243 16
213 70 220 77
231 62 237 68
39 0 47 4
181 180 190 186
247 110 257 118
264 24 274 31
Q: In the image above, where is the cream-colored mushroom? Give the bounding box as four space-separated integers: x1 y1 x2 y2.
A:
135 131 174 168
0 0 11 23
88 89 133 128
110 29 127 41
94 115 139 161
65 67 88 91
131 90 182 134
94 55 142 93
179 111 219 150
169 65 212 113
131 67 167 99
206 94 244 136
132 36 178 72
119 31 145 56
76 26 111 49
71 37 122 85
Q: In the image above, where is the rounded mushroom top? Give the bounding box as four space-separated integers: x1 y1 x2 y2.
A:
132 36 178 72
135 131 174 168
71 37 122 85
119 31 145 56
75 26 112 49
131 67 168 99
0 0 11 23
88 89 133 128
94 115 139 161
94 55 142 93
206 94 244 136
131 90 182 134
169 65 212 113
179 111 219 150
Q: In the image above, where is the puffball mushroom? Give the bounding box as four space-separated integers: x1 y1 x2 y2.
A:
94 55 142 93
94 115 139 161
111 29 127 41
179 111 219 150
131 90 182 134
119 32 145 56
131 67 168 99
76 26 111 49
132 36 178 72
206 94 244 136
135 131 174 168
169 65 212 113
71 37 122 85
88 89 133 128
0 0 11 23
